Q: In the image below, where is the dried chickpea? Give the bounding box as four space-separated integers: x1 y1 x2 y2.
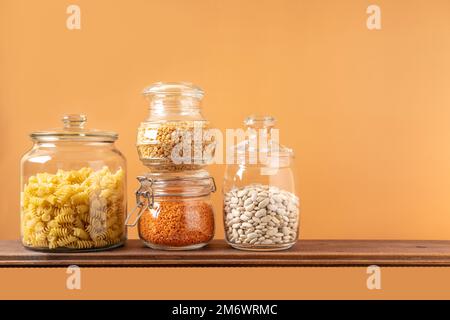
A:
137 121 215 172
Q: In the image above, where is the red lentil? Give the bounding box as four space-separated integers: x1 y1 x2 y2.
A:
138 200 214 247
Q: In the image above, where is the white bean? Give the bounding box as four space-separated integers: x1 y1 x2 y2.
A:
224 184 299 247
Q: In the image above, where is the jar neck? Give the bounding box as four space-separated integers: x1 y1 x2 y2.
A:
136 175 215 198
154 194 212 200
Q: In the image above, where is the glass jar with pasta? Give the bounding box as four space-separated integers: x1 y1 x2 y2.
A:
20 114 127 252
137 82 216 172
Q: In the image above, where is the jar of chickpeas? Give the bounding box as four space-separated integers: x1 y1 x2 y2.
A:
136 82 216 172
20 114 127 252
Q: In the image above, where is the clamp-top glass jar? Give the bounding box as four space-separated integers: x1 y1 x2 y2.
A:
223 115 300 251
127 170 216 250
20 114 127 252
136 82 216 172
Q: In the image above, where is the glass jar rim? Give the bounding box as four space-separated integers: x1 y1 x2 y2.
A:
137 171 216 198
244 115 276 128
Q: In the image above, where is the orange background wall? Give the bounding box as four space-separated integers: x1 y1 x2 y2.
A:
2 0 450 299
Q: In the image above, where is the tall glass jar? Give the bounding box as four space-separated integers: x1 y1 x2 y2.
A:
20 114 127 252
223 115 299 251
127 170 215 250
136 82 216 172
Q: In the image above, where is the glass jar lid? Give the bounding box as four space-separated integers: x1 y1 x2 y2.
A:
232 115 294 159
137 170 216 198
142 82 204 99
30 114 118 142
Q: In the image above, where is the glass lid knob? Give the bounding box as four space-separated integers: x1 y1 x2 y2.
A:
62 114 87 129
244 115 276 129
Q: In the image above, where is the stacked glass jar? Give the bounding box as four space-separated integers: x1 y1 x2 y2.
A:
128 82 216 250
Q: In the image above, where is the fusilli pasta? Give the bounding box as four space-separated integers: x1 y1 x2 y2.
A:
21 166 125 251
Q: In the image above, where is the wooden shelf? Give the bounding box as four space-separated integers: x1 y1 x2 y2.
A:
2 239 450 267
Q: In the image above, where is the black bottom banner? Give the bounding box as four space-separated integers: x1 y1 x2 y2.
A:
0 300 443 319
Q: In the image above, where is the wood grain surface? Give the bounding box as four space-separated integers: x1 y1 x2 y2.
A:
1 239 450 267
